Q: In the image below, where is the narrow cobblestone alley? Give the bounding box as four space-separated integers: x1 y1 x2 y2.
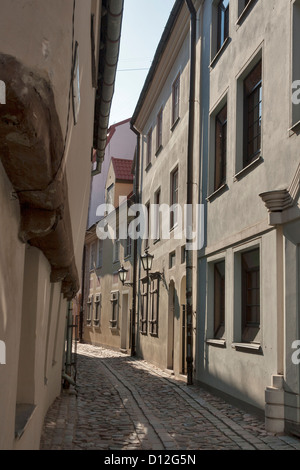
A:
40 344 300 451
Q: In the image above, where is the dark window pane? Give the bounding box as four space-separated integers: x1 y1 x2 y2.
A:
214 261 225 339
244 61 262 166
215 104 227 191
242 249 260 342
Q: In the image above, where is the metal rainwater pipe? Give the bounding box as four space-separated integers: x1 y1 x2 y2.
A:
185 0 197 386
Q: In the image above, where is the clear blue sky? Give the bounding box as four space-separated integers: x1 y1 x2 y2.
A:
109 0 176 126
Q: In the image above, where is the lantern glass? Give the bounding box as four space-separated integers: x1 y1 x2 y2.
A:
118 266 128 284
141 250 154 272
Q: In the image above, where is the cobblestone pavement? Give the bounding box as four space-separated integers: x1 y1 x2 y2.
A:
40 343 300 451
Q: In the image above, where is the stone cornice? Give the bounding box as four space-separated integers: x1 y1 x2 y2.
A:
259 163 300 226
259 189 294 213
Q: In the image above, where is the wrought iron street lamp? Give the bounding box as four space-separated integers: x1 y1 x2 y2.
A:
118 265 133 287
140 249 154 273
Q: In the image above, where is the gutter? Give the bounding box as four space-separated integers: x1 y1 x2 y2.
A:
185 0 197 386
93 0 124 175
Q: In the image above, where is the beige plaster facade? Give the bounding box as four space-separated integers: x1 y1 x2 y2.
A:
83 158 134 353
131 0 300 435
198 0 300 434
131 0 202 377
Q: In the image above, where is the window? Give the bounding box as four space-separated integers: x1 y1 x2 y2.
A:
106 183 114 206
146 128 152 167
86 295 93 325
156 108 163 151
94 293 101 326
244 60 262 166
181 245 186 264
153 189 161 241
140 278 148 334
217 0 229 52
170 168 179 229
172 74 180 125
145 202 150 249
214 261 225 339
237 0 257 23
90 242 96 271
97 240 103 268
126 226 132 257
241 248 260 343
113 239 120 263
149 275 159 336
215 104 227 191
110 291 119 328
169 251 176 269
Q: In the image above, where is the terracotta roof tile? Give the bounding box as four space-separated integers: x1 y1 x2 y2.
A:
112 157 134 182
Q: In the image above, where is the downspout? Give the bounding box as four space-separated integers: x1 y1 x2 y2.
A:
185 0 196 386
130 124 141 357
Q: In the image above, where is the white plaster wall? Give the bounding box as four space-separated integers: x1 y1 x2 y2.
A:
88 120 136 228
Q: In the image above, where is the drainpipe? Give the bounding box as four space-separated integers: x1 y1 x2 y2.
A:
129 124 141 357
185 0 196 386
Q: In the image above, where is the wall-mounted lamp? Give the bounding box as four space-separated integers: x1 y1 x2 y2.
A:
118 265 133 287
140 249 154 273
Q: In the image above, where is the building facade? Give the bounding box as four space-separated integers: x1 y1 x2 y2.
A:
130 0 300 436
0 0 123 449
83 157 135 352
198 0 300 434
131 0 202 378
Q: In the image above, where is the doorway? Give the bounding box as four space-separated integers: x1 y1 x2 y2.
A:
167 280 175 370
